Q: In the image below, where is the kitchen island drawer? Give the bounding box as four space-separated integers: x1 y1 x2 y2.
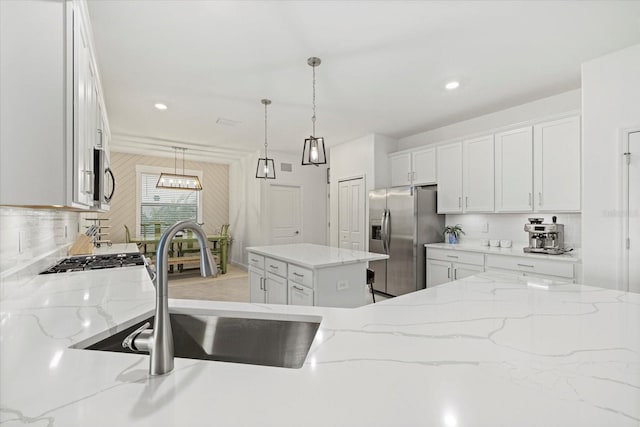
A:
485 255 574 278
288 264 313 289
247 253 265 270
265 257 287 277
427 249 484 266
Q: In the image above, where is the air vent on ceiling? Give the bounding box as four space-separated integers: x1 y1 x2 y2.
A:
216 117 242 127
281 163 292 172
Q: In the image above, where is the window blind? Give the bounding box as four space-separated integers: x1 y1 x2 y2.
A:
140 173 198 237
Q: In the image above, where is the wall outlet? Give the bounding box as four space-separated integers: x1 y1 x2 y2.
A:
337 280 349 291
481 222 489 233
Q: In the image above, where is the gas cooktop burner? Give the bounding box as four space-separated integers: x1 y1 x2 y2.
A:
40 253 146 274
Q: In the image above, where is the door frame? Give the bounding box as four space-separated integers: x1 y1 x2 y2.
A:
337 174 366 250
621 126 640 291
267 183 303 245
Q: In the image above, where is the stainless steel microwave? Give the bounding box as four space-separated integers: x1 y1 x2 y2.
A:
93 148 115 210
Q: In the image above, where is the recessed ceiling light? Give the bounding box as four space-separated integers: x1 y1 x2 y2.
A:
154 103 168 110
445 81 460 90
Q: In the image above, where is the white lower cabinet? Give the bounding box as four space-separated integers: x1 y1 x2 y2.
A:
485 254 574 282
288 282 314 306
249 257 288 304
265 272 287 304
426 248 577 286
249 266 266 303
426 248 485 286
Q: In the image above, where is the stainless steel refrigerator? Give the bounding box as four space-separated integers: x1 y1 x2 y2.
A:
368 186 445 296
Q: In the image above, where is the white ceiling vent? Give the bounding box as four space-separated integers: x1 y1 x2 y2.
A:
280 163 292 172
216 117 242 127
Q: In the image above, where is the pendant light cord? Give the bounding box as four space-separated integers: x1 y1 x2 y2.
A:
264 101 269 159
311 63 316 137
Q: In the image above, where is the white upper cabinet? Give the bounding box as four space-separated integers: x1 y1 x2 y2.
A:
436 142 463 213
0 0 108 209
389 147 436 187
412 147 436 185
533 116 581 211
389 152 412 187
463 135 494 212
494 127 533 212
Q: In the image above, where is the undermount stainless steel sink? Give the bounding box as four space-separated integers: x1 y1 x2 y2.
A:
80 312 321 369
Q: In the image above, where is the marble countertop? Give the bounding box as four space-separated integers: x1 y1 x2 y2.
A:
245 243 388 268
425 242 582 263
1 245 638 426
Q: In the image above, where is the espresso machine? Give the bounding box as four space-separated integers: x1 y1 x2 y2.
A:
524 217 565 255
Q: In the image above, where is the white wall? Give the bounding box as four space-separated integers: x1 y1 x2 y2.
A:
228 150 328 266
398 90 581 151
581 43 640 289
328 133 396 248
1 207 80 296
445 213 581 248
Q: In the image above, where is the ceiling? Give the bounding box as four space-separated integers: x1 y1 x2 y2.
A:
87 0 640 160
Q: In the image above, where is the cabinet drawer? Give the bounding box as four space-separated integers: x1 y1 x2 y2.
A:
427 249 484 266
288 281 314 306
485 255 574 279
288 264 313 289
247 253 264 270
265 257 287 277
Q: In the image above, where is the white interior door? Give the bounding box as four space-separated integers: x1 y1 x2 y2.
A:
269 185 302 245
628 131 639 293
338 178 365 250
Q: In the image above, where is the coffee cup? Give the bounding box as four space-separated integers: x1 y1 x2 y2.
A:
500 239 512 248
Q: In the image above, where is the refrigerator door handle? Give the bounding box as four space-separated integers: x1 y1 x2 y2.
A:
381 210 388 253
384 209 391 252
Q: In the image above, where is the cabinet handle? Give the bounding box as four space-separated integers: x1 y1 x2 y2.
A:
293 272 304 278
528 193 532 206
97 129 103 148
517 263 534 268
447 267 450 279
458 197 462 208
269 264 278 269
259 277 264 290
446 255 459 259
465 196 468 208
407 172 411 182
538 192 543 206
454 268 457 280
251 258 259 263
263 277 267 291
292 285 304 291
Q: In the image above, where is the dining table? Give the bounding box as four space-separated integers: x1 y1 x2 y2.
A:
131 234 229 274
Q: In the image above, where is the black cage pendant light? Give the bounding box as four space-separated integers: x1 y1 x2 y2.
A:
256 98 276 179
301 57 327 166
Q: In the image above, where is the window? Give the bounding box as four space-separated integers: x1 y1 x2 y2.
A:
136 166 203 238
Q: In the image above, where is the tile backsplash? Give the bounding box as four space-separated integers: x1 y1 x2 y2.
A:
0 207 80 276
445 212 581 248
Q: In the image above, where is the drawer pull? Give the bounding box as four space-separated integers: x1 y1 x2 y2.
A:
517 263 534 268
251 258 259 263
293 272 304 277
446 255 459 259
269 264 279 269
292 285 304 291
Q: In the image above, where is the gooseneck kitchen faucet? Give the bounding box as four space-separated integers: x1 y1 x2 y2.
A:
122 221 217 375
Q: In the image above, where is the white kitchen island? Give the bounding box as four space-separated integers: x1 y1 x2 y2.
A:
1 243 639 426
245 243 388 308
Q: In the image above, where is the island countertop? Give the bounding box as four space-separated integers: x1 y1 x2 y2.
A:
0 245 638 426
245 243 388 269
